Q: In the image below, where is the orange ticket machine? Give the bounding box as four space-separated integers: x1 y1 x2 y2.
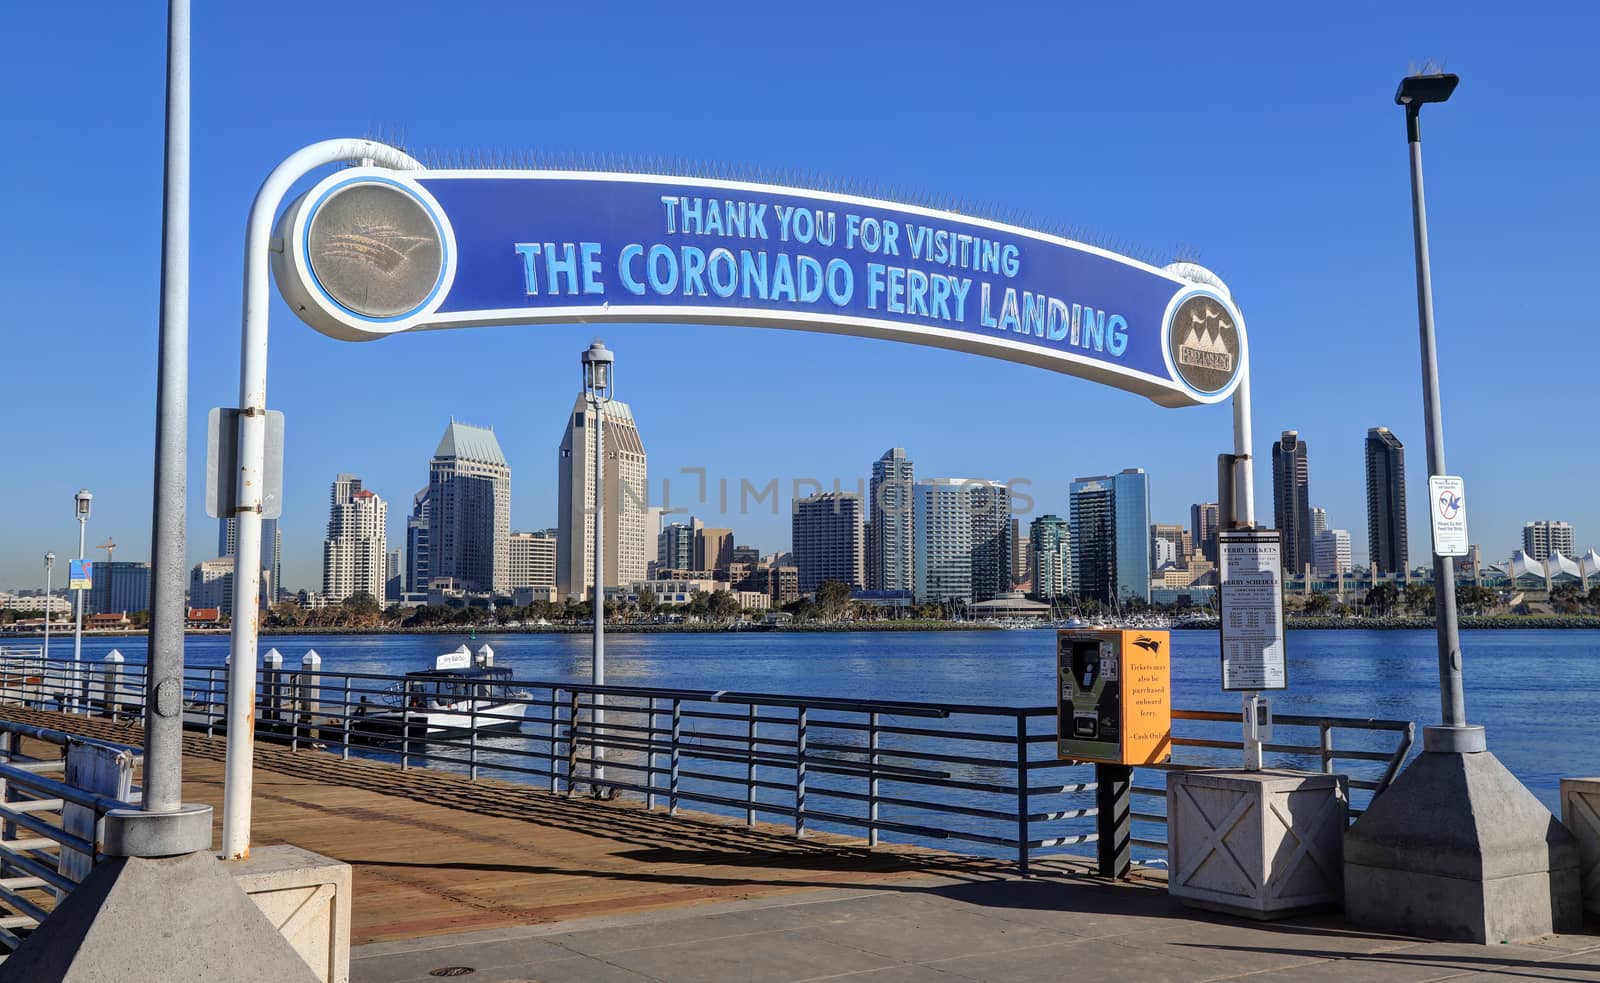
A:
1056 629 1172 766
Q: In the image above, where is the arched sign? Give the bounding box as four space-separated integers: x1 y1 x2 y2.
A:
273 168 1247 407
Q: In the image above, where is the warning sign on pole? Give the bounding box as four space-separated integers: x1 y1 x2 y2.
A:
1427 475 1468 558
1218 529 1287 691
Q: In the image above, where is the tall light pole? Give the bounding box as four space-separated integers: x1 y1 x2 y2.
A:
581 339 614 792
43 552 55 662
72 489 92 714
1395 70 1479 752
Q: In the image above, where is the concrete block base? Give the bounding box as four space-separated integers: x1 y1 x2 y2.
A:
0 851 319 983
229 845 353 983
1345 749 1581 943
1167 768 1347 919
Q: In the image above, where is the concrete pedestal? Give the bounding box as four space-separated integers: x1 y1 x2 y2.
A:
1559 777 1600 916
1167 768 1347 919
1345 749 1581 943
229 845 352 983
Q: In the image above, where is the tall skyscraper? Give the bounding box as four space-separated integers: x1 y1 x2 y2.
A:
558 397 647 598
1311 507 1329 536
695 527 734 574
1190 502 1219 565
509 530 559 599
1313 529 1352 576
1150 524 1186 572
1029 514 1072 600
1365 427 1408 576
1011 519 1031 590
219 516 281 604
385 550 402 602
912 479 1011 604
431 421 512 594
1523 521 1575 561
867 448 915 592
1271 431 1312 575
660 522 695 571
87 561 151 615
322 474 388 604
1070 469 1150 604
405 488 430 593
968 482 1011 602
792 493 864 593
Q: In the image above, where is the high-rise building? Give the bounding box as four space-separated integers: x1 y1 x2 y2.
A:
1070 469 1150 604
911 479 1011 604
867 448 915 592
385 550 402 602
431 421 512 594
405 488 430 593
969 482 1011 602
322 474 388 604
1311 507 1329 536
731 545 760 567
1191 502 1220 565
558 398 647 597
190 557 271 617
660 522 695 572
1313 529 1352 576
1012 521 1031 591
1365 427 1408 576
87 561 151 615
1150 524 1186 572
695 527 734 574
1271 431 1313 576
1029 514 1072 600
1523 521 1575 562
792 493 864 593
509 530 559 599
219 516 281 604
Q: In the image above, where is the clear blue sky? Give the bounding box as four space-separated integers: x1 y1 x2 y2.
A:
2 1 1596 592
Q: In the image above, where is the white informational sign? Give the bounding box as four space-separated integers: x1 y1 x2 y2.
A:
1427 475 1469 558
1218 530 1287 692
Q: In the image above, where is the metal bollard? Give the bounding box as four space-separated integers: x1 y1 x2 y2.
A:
262 648 283 728
1095 762 1132 879
298 650 321 749
102 650 124 719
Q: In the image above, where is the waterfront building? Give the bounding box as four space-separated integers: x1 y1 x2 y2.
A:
969 482 1011 603
660 522 695 573
219 516 281 604
867 448 915 593
432 421 512 594
405 488 430 594
769 565 800 606
792 492 864 593
1523 520 1575 562
1312 507 1329 536
87 561 151 616
731 545 760 567
191 557 271 617
1012 528 1031 591
385 550 402 602
1069 469 1150 605
557 399 646 597
911 479 1011 604
509 529 558 601
695 526 735 575
1365 427 1408 576
0 593 73 617
1029 514 1072 600
1190 502 1219 565
322 474 387 605
1313 529 1352 576
1150 524 1186 572
1271 430 1313 576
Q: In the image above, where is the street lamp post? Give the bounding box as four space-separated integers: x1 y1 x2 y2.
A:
72 489 92 714
1395 71 1480 753
43 552 55 662
581 339 614 793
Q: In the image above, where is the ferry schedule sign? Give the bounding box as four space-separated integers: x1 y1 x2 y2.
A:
272 168 1248 408
1218 529 1286 692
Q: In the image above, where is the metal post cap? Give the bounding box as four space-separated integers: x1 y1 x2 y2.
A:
1423 724 1487 753
102 803 214 857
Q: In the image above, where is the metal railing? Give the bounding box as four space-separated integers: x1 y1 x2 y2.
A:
0 651 1413 879
0 718 142 960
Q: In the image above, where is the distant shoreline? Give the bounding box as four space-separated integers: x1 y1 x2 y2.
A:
4 615 1599 642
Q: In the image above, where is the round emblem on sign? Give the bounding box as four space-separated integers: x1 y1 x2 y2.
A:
305 181 445 319
1166 294 1242 395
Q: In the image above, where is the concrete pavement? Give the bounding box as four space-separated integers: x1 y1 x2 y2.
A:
352 868 1600 983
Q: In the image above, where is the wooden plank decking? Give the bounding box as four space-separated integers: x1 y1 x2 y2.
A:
0 706 1010 945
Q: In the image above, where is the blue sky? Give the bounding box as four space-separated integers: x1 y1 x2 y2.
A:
2 1 1596 591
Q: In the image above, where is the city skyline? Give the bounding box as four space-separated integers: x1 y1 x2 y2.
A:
4 6 1599 589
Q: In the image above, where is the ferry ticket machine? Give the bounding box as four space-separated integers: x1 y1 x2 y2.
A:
1056 629 1172 766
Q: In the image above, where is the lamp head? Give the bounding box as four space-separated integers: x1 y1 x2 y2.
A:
1395 72 1459 107
45 552 55 566
74 489 92 520
581 339 615 401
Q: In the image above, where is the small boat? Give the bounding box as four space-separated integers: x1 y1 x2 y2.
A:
353 644 530 739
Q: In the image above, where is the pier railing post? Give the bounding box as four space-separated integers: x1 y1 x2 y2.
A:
102 650 123 720
669 698 681 816
566 689 580 796
868 710 880 847
646 697 658 811
795 705 808 839
1095 762 1132 879
547 685 558 793
1320 722 1335 774
747 703 758 826
469 693 479 782
401 691 411 771
297 649 321 750
1016 713 1030 877
207 666 219 738
341 676 351 760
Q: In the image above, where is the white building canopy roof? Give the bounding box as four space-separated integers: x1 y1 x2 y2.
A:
1546 550 1582 582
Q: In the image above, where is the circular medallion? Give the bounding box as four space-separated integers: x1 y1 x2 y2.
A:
1166 294 1241 395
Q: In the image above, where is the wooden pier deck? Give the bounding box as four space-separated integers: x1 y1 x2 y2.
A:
0 706 1021 945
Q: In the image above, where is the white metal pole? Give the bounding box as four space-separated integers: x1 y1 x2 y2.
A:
73 515 86 714
592 396 606 787
222 138 422 861
42 556 53 662
1232 368 1264 770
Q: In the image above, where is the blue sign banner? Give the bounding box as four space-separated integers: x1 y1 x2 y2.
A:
274 169 1247 406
